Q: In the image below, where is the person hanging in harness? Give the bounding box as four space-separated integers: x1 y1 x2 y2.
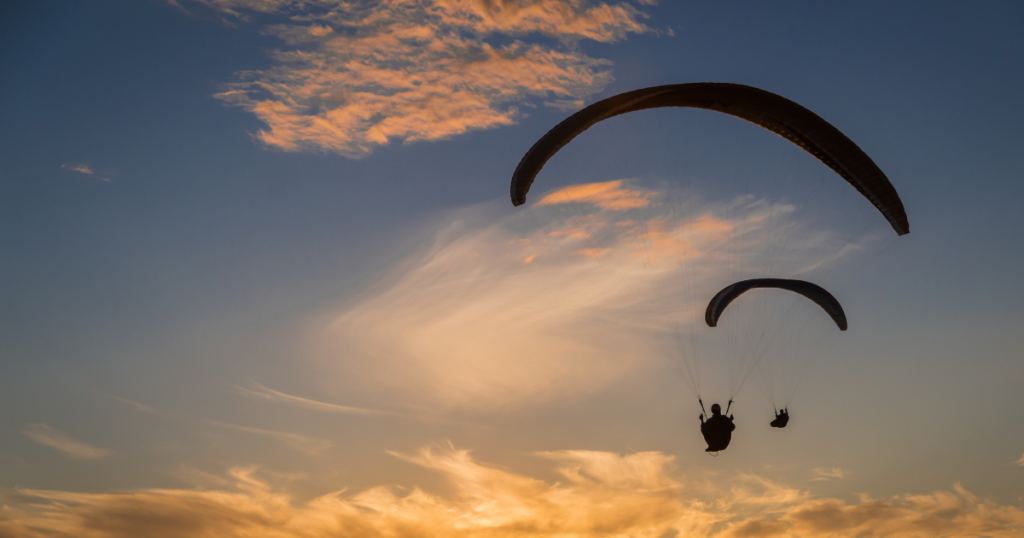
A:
699 401 735 452
770 408 789 428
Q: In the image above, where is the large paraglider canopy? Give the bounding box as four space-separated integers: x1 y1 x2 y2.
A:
705 278 848 331
510 82 909 236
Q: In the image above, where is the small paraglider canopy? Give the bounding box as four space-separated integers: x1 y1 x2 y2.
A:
705 278 848 331
705 280 844 433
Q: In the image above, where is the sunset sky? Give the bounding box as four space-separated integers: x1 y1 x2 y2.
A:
2 1 1024 536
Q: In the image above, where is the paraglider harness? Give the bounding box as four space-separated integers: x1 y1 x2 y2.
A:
770 408 789 428
699 399 735 455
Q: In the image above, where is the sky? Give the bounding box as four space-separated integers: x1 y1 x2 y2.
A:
1 1 1023 536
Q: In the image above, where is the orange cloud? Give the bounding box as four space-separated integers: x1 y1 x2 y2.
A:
432 0 648 39
2 448 1022 537
774 483 1024 537
550 226 590 239
536 180 654 210
577 247 610 258
191 0 648 40
629 219 694 264
684 214 735 239
624 215 734 265
190 0 650 156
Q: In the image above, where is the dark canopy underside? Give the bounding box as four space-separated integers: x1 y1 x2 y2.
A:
510 83 909 236
705 278 848 331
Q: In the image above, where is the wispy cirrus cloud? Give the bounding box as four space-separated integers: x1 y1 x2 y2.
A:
60 162 93 175
324 215 665 411
233 382 479 428
233 382 405 417
182 0 651 156
61 162 112 181
108 393 332 455
22 423 111 460
3 447 1022 537
321 185 851 412
207 420 332 454
112 397 157 414
812 467 847 481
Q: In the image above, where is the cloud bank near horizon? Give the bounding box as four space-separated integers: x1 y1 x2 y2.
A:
2 446 1021 537
186 0 651 156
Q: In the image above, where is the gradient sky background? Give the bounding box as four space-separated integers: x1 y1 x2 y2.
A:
2 1 1023 536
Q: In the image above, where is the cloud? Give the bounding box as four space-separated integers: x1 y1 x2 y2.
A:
60 163 93 175
22 424 111 460
114 392 334 455
324 217 667 412
185 0 650 156
3 447 1023 538
811 467 847 481
536 179 656 210
168 464 232 488
232 382 478 427
207 421 332 454
1016 453 1024 466
775 483 1024 537
320 186 835 412
113 397 157 414
233 382 403 417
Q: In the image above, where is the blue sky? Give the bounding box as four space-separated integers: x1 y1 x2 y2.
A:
2 1 1023 536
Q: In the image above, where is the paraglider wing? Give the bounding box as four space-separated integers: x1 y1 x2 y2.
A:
510 83 909 236
705 278 848 331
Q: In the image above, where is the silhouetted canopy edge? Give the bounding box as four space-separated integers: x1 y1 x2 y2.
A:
510 82 909 236
705 278 848 331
